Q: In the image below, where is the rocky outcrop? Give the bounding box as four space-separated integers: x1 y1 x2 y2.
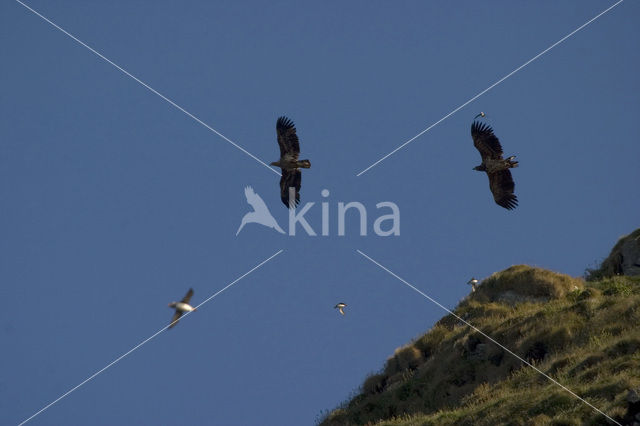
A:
590 229 640 279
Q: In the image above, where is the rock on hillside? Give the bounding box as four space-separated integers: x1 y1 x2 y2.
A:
589 228 640 279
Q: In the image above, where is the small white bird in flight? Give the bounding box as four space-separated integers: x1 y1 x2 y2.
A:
334 302 347 315
467 278 479 292
168 288 197 329
236 186 285 235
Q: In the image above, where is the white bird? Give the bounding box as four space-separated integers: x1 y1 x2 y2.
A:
236 186 285 235
334 302 347 315
168 288 197 329
467 278 479 292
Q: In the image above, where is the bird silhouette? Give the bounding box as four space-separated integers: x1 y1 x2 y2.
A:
471 121 519 210
236 186 285 235
168 288 196 329
270 116 311 208
334 302 347 315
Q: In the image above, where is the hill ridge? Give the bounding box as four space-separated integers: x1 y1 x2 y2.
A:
320 233 640 425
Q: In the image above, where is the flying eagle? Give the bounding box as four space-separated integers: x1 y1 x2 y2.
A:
168 288 196 329
270 116 311 208
334 302 347 315
471 121 519 210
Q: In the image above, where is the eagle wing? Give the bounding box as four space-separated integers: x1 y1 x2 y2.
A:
280 169 301 208
168 311 183 329
487 170 518 210
181 288 194 304
471 121 503 160
276 116 300 160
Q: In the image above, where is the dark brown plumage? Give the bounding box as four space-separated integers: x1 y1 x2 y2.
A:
276 116 300 159
471 121 518 210
271 117 310 208
280 169 301 208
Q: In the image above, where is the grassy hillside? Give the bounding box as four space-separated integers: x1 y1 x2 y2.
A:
320 265 640 425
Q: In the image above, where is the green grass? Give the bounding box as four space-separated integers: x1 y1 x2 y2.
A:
319 266 640 426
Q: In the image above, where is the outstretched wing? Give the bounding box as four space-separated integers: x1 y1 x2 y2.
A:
487 170 518 210
181 288 194 304
244 186 269 213
276 116 300 159
280 169 301 208
168 311 183 329
471 121 503 160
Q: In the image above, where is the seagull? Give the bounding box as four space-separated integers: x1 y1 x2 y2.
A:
168 288 196 329
467 278 479 292
236 186 285 235
334 302 347 315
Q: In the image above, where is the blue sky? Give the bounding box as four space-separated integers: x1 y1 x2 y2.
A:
1 1 639 425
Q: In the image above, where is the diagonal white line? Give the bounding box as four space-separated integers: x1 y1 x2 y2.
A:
356 249 622 425
356 0 625 177
18 249 284 426
15 0 280 177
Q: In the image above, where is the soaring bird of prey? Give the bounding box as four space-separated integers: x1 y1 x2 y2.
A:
334 302 347 315
270 116 311 208
471 121 519 210
168 288 196 329
236 186 285 235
